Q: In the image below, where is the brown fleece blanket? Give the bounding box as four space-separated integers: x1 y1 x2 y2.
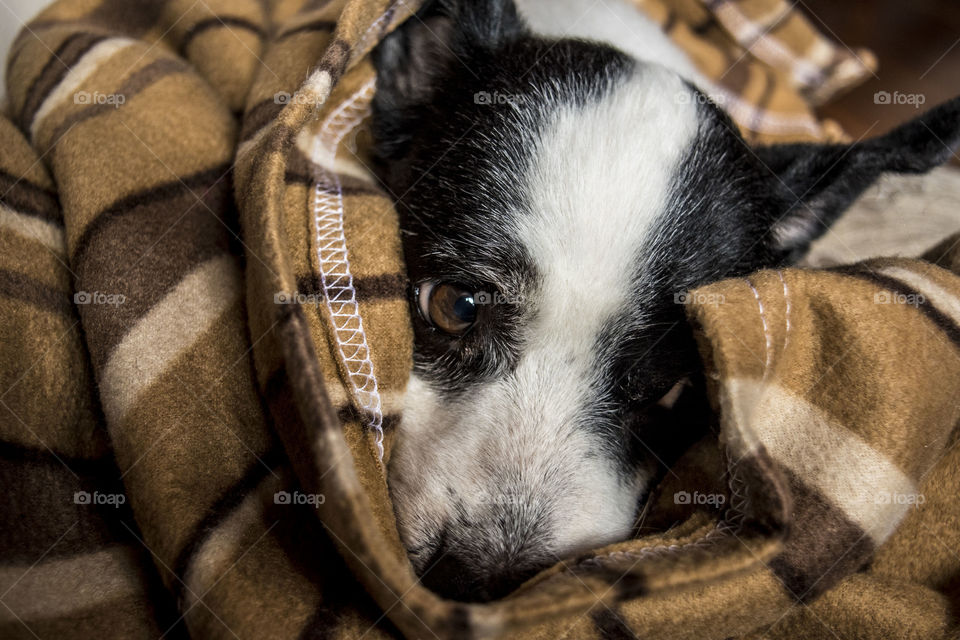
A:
1 0 959 639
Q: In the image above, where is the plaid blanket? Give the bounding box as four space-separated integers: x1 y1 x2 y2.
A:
2 0 958 638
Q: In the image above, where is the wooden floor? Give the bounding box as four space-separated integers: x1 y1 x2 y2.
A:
802 0 960 155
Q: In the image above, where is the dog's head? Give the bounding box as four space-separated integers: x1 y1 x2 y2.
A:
371 0 960 602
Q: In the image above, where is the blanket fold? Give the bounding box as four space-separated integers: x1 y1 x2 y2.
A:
2 1 958 639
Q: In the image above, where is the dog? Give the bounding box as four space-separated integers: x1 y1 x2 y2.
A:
369 0 960 602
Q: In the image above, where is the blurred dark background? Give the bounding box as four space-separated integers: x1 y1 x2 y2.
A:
803 0 960 155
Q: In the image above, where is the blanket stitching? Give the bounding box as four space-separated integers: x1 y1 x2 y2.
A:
311 77 385 460
356 0 409 58
746 277 773 378
777 270 791 355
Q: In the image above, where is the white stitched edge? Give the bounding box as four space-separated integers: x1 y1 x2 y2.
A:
777 270 791 355
745 277 773 378
356 0 410 56
310 77 385 460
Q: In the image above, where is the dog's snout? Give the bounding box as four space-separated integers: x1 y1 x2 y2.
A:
418 541 547 602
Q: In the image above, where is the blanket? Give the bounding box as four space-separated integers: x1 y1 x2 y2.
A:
1 0 958 638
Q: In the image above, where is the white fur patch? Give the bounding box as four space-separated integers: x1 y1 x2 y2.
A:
390 67 700 564
518 65 699 367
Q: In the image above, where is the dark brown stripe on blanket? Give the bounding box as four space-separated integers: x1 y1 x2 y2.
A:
295 272 407 302
0 441 135 562
315 39 351 87
835 267 960 351
691 13 717 36
295 519 403 640
444 605 473 637
592 607 639 639
302 0 337 11
71 164 231 267
570 564 649 601
298 600 344 640
337 405 400 433
0 268 73 316
170 444 284 601
72 168 236 371
272 302 348 477
262 364 298 431
276 18 336 41
662 9 677 34
86 0 170 36
0 440 113 477
767 465 874 602
19 32 110 131
46 57 188 144
284 146 316 185
814 53 845 92
239 123 300 209
5 35 29 84
240 96 282 142
285 170 385 199
748 68 777 136
180 16 266 53
0 169 61 223
284 149 384 195
266 367 399 433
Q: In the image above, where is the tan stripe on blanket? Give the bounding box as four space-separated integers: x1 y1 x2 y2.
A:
879 265 960 330
724 377 917 543
99 254 241 425
0 203 65 253
30 37 136 140
0 546 146 621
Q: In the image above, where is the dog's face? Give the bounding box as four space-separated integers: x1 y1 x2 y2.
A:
371 0 960 602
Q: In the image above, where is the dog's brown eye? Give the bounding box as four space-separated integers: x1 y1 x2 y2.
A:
417 281 477 335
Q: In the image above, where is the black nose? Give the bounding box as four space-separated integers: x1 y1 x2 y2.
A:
418 546 545 602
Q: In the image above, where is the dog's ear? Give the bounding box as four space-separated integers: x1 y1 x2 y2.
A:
754 96 960 260
371 0 526 174
372 0 525 113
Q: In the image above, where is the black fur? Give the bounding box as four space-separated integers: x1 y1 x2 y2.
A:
755 96 960 261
